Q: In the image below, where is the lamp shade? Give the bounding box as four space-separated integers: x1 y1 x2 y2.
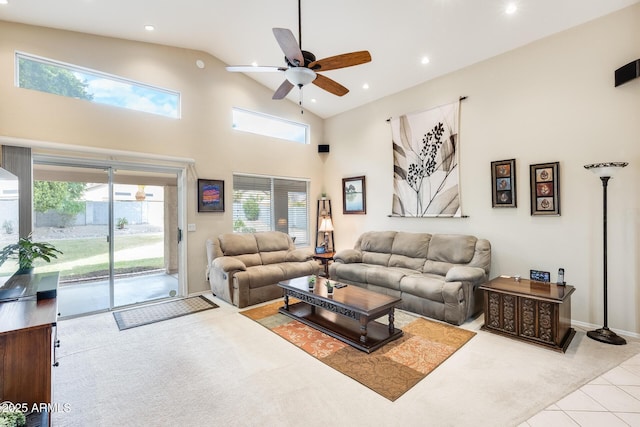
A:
318 217 334 232
584 162 628 178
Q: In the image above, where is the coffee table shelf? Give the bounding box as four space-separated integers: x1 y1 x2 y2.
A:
278 276 403 353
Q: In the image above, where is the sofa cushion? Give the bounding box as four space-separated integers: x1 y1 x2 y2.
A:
362 251 391 266
427 234 477 264
391 232 431 258
423 260 454 276
399 274 446 303
234 265 285 289
219 233 259 256
260 250 288 265
331 263 374 283
234 253 262 268
276 261 317 279
389 254 426 271
366 267 414 291
286 248 313 262
359 231 397 253
255 231 292 252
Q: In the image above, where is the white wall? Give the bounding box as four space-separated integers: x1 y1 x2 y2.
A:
323 5 640 334
0 21 325 294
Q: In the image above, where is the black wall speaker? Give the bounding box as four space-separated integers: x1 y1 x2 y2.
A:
615 59 640 87
318 144 330 153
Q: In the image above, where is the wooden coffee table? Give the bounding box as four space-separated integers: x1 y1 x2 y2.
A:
278 276 403 353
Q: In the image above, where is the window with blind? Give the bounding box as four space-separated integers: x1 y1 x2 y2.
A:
233 174 309 246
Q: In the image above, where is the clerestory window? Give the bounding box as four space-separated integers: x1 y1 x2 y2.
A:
15 52 180 118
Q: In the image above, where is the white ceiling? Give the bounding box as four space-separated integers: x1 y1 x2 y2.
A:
1 0 638 118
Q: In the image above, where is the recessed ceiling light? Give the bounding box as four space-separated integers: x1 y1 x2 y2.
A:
144 24 155 31
505 3 517 15
0 0 8 5
195 59 205 69
421 56 430 65
311 98 317 103
362 83 369 90
251 61 258 67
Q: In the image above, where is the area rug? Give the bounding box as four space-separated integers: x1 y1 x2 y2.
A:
113 295 218 330
241 300 475 401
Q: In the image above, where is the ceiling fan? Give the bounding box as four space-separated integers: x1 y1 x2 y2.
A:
226 0 371 101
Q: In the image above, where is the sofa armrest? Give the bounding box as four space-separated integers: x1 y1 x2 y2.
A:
212 257 247 273
333 249 362 264
445 266 485 283
286 248 314 262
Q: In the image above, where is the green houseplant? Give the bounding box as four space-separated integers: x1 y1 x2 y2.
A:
0 234 63 274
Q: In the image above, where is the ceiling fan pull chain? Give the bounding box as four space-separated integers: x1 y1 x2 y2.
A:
299 88 304 114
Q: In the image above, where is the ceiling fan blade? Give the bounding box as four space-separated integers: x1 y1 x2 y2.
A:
272 80 295 100
273 28 304 66
226 65 286 73
309 51 371 72
313 74 349 97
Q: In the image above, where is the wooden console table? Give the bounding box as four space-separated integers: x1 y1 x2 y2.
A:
479 276 575 352
0 272 59 425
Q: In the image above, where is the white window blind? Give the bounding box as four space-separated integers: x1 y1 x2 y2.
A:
233 174 309 245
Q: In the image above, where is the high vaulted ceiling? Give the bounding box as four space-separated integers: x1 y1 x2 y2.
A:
1 0 638 118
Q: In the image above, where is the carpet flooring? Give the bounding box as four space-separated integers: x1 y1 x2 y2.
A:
113 295 218 330
52 294 640 426
241 300 476 401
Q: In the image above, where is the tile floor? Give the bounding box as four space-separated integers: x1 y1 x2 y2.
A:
522 353 640 427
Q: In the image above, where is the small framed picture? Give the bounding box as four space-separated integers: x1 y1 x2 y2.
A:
529 162 560 216
198 179 224 212
342 176 366 214
491 159 516 208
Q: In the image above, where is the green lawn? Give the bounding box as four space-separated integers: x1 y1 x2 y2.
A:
35 234 164 280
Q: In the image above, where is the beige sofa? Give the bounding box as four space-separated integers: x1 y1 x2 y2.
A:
206 231 319 308
329 231 491 325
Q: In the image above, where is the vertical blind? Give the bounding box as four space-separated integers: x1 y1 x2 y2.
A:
233 174 309 245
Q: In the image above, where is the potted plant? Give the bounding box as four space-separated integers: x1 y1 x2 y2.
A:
0 406 26 427
0 234 63 275
325 280 334 296
307 275 316 290
117 217 128 229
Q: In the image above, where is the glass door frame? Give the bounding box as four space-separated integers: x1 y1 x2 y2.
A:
33 154 188 313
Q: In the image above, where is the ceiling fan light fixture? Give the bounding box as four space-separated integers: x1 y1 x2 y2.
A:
285 67 316 87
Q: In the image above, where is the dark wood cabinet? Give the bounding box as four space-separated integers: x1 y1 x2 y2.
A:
0 272 59 421
480 276 575 352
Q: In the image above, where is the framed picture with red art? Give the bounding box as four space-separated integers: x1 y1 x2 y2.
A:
529 162 560 216
198 179 225 212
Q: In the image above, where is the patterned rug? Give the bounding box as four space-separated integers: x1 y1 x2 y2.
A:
113 295 218 330
241 300 476 401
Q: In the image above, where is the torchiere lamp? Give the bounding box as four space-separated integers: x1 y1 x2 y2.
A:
584 161 628 345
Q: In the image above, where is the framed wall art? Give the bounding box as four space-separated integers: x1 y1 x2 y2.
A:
529 162 560 216
198 179 225 212
491 159 516 208
342 176 366 214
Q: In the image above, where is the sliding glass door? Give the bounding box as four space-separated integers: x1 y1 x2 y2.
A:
33 158 183 317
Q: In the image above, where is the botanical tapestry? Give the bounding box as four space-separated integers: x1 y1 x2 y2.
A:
390 101 460 217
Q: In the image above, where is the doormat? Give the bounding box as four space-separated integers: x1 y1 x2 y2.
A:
241 300 475 401
113 295 218 331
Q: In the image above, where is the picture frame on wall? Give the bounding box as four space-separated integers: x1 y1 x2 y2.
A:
529 162 560 216
491 159 517 208
198 179 225 212
342 176 366 214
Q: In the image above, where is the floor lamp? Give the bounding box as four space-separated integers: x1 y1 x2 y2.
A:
584 161 628 345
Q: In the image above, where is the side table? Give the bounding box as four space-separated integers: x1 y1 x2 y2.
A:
313 252 335 278
479 276 576 352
